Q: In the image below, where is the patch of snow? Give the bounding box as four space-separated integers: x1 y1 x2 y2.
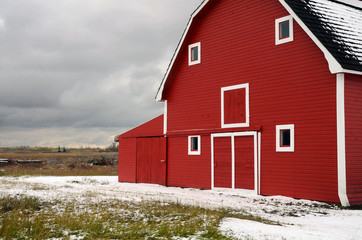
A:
1 176 362 239
221 209 362 240
220 218 326 240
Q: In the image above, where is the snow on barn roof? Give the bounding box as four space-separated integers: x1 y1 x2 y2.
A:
282 0 362 73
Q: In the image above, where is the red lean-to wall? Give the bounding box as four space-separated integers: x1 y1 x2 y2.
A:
164 0 339 202
118 137 137 183
345 73 362 205
118 115 164 183
136 137 167 185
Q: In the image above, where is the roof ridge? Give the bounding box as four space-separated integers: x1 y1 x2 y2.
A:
330 0 362 10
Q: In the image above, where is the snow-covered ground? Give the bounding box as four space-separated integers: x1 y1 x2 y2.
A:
1 176 361 239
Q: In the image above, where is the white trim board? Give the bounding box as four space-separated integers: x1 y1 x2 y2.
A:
257 132 261 195
163 100 168 135
336 73 350 207
211 131 259 195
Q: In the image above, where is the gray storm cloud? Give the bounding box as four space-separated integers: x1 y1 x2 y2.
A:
0 0 202 147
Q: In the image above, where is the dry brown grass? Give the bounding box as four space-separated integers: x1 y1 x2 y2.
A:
0 163 118 177
0 151 118 176
0 152 116 163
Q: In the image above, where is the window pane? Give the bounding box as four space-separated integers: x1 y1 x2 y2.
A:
191 47 198 61
280 21 290 39
191 137 198 150
281 130 291 146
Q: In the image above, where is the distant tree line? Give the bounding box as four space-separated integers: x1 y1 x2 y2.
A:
0 143 118 153
58 146 67 153
101 143 118 152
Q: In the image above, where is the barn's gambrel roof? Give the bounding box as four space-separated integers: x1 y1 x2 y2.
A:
281 0 362 73
156 0 362 101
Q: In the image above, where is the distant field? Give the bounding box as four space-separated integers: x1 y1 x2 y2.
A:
0 149 118 177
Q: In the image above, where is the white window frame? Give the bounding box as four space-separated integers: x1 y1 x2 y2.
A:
221 83 250 128
188 135 201 155
188 42 201 66
276 124 295 152
275 15 294 45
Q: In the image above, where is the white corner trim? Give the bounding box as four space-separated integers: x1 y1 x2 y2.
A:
155 0 210 101
163 100 167 135
257 132 261 195
188 135 201 155
254 132 258 194
231 135 235 189
188 42 201 66
221 83 250 128
211 134 215 189
276 124 295 152
336 73 350 207
275 15 294 45
278 0 343 74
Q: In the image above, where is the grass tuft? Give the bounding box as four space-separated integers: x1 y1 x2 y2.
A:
0 195 42 213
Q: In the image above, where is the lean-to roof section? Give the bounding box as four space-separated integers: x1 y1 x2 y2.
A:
281 0 362 74
155 0 209 101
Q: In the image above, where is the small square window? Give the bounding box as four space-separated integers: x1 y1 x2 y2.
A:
191 47 199 61
275 16 293 45
188 42 201 65
188 136 201 155
276 124 294 152
280 129 291 146
279 21 290 39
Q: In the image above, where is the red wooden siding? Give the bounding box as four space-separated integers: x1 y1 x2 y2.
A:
118 138 136 183
224 88 246 124
235 136 254 190
136 137 167 185
167 135 211 189
345 73 362 205
163 0 339 203
214 137 232 188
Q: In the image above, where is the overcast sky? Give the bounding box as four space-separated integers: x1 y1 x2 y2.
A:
0 0 203 148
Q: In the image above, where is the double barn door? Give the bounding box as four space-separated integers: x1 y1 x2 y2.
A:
211 132 258 192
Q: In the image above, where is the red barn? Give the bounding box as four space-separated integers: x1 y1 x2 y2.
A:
117 0 362 206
